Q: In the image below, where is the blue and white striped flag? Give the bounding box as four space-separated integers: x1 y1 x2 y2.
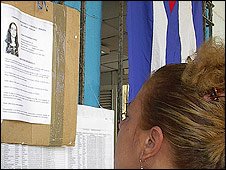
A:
127 1 203 103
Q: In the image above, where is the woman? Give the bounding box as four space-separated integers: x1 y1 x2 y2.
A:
115 37 225 169
5 22 19 57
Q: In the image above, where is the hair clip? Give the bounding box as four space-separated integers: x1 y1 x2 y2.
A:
210 87 219 101
209 87 225 101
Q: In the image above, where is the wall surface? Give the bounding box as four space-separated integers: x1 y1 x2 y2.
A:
64 1 102 107
212 1 225 40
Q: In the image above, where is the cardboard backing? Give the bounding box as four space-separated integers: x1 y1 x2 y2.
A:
1 1 80 146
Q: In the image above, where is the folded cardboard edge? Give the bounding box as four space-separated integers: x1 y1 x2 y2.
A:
62 5 80 146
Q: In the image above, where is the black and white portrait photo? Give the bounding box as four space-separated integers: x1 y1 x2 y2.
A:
5 22 19 57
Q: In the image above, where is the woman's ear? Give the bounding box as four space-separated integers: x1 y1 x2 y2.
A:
141 126 163 161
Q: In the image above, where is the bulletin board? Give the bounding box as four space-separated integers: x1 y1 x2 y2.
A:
1 1 80 146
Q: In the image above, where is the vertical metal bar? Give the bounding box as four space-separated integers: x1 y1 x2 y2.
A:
117 1 124 132
79 1 86 104
209 1 213 37
202 1 206 41
203 1 215 41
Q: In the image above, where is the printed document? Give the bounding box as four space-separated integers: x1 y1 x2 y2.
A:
1 105 115 169
1 3 53 124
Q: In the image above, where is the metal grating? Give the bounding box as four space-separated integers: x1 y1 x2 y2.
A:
100 90 113 110
203 1 214 40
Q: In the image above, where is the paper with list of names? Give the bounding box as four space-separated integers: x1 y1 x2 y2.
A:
1 105 115 169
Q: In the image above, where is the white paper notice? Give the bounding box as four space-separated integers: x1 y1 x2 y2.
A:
1 105 115 169
74 105 114 169
1 3 53 124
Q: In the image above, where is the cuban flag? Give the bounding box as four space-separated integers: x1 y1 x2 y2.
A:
127 1 203 103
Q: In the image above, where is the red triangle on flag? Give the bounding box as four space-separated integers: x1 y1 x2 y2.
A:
169 1 176 13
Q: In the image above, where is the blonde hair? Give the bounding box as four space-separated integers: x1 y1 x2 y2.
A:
141 37 225 168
